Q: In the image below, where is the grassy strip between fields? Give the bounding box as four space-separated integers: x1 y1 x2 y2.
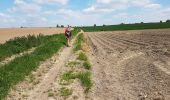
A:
73 33 84 52
80 22 170 32
0 29 79 99
61 71 92 93
0 34 46 62
60 32 92 95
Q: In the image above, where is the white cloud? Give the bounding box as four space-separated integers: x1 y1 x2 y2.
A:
144 4 161 9
97 0 113 4
0 13 7 17
0 0 170 28
0 13 15 23
10 0 41 13
84 0 162 14
33 0 69 5
84 0 129 14
83 6 115 14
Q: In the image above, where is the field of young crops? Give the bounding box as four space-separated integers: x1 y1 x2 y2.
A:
81 22 170 32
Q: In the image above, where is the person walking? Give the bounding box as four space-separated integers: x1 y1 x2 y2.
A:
65 25 72 47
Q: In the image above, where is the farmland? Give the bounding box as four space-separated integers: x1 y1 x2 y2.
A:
0 26 170 100
81 22 170 32
0 27 65 44
86 29 170 100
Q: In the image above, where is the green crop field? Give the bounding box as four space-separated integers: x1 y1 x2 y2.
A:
81 22 170 32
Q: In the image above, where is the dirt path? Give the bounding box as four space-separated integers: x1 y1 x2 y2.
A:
28 45 72 100
7 31 82 100
86 29 170 100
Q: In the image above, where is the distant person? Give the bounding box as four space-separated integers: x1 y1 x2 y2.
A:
65 25 72 47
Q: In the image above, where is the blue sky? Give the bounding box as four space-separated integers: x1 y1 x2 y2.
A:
0 0 170 28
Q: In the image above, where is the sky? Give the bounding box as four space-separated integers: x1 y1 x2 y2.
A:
0 0 170 28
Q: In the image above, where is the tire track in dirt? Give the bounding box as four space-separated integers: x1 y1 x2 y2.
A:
27 45 72 100
87 33 138 100
86 29 170 100
101 32 170 64
92 33 126 53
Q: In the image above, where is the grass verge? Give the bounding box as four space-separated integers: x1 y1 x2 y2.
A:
83 61 91 70
60 71 92 93
0 34 45 61
73 33 84 52
0 34 66 99
77 52 88 61
77 72 92 93
59 87 73 97
66 61 80 68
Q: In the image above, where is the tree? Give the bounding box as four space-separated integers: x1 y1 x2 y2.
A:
166 19 170 23
120 23 124 25
160 20 163 23
141 22 144 24
61 25 64 28
56 24 59 28
94 24 96 27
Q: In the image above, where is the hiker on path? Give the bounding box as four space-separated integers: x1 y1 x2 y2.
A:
65 25 72 47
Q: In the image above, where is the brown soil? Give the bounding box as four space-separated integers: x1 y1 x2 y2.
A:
86 29 170 100
0 28 65 44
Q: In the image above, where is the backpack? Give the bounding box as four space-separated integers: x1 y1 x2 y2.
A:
66 31 71 36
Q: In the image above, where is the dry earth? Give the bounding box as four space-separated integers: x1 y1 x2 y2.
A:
6 29 170 100
86 29 170 100
7 30 88 100
0 28 65 44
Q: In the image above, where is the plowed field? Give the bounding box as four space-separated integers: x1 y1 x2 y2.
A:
86 29 170 100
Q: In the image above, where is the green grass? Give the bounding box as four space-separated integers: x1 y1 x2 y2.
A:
80 22 170 32
77 52 88 61
0 28 80 62
59 87 72 97
77 72 92 93
61 71 77 82
61 71 92 93
73 33 84 52
0 34 66 99
66 61 80 67
83 61 91 70
72 28 81 36
0 34 45 61
48 92 55 97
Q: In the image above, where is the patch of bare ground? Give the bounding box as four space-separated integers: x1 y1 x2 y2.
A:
86 29 170 100
47 54 87 100
48 31 92 100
